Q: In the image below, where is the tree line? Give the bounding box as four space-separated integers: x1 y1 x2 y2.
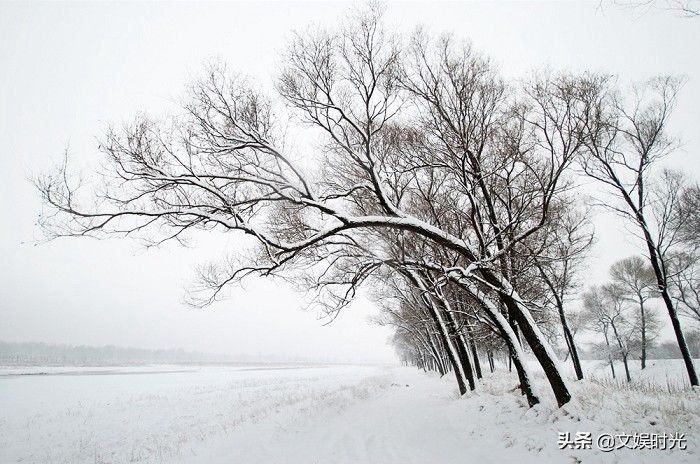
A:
0 341 231 366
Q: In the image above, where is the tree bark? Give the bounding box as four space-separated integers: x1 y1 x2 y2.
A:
428 305 467 394
638 294 647 370
439 302 476 390
452 330 476 391
468 335 483 379
610 321 631 382
603 330 616 379
425 328 447 376
498 290 572 406
479 300 540 406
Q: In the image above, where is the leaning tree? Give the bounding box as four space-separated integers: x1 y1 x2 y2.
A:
580 79 699 385
37 6 636 407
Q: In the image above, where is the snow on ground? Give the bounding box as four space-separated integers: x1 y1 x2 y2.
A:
578 357 697 390
0 364 390 463
0 360 698 463
0 365 199 376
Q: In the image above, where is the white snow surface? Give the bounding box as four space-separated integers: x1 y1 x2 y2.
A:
0 360 698 463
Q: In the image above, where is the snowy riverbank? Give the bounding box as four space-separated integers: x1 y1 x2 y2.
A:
1 361 698 463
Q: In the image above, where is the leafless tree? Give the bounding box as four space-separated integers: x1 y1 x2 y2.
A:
609 256 657 368
529 201 595 380
584 284 645 382
583 285 618 378
377 288 451 376
669 253 700 323
602 284 636 383
675 183 700 243
580 76 699 385
667 181 700 323
36 5 630 408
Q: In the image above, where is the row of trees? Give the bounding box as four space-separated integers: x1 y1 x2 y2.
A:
0 342 239 367
391 250 695 388
36 5 699 407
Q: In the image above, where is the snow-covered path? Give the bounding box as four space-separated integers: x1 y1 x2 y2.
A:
185 368 485 464
185 365 700 464
181 364 699 464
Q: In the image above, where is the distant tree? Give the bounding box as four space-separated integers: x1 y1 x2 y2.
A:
668 252 700 323
667 182 700 323
583 285 619 378
685 329 700 357
583 283 658 381
602 284 640 382
609 256 657 368
675 183 700 242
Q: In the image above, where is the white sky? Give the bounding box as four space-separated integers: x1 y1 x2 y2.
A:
1 1 698 362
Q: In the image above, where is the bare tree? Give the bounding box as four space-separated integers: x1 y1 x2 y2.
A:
675 183 700 243
379 298 449 375
529 202 595 380
584 284 645 382
36 5 632 408
580 76 699 385
395 34 609 405
609 256 657 368
603 284 636 383
667 181 700 323
583 286 618 378
669 253 700 323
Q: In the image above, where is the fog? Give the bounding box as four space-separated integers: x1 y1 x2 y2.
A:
1 1 698 363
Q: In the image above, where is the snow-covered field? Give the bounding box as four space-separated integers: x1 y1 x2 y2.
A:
1 360 698 463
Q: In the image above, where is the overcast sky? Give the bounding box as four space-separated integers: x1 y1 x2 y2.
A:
1 1 698 363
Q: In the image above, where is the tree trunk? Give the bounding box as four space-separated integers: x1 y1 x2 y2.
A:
421 296 468 393
609 360 616 379
475 269 571 406
538 266 584 380
553 290 584 380
429 306 467 395
406 270 469 394
622 354 631 382
479 299 540 407
440 302 476 390
603 330 616 379
425 329 447 376
499 291 571 406
468 334 483 379
638 216 698 385
639 295 647 370
496 320 539 407
610 321 630 382
452 331 476 391
434 354 445 376
451 276 542 405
